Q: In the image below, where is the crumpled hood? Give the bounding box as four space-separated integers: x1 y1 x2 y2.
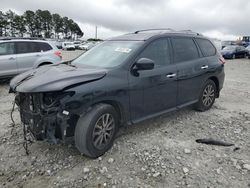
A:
10 64 107 93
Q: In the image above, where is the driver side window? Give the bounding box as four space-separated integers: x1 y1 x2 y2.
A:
138 38 170 67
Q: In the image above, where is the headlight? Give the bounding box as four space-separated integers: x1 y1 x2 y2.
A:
43 91 75 107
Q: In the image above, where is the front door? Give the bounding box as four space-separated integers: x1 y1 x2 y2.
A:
0 42 17 77
129 38 177 123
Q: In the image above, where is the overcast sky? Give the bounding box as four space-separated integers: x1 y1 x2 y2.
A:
2 0 250 40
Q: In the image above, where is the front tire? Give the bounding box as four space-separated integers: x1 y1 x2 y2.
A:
194 80 216 112
74 104 119 158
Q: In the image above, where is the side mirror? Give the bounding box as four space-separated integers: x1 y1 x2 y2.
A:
131 58 155 76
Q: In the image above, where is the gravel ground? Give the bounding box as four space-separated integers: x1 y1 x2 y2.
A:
0 52 249 188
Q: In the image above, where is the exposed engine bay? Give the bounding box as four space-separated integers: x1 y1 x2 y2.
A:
15 91 77 144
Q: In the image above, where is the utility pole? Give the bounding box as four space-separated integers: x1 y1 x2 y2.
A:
95 26 98 39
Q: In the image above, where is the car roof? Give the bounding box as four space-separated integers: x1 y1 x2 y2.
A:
108 29 205 41
0 39 50 43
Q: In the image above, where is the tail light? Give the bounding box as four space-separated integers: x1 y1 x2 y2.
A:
54 50 62 60
219 55 226 65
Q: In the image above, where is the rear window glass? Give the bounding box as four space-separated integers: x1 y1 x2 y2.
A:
16 42 52 54
196 38 216 57
0 42 15 55
38 42 52 52
16 42 38 54
172 37 199 63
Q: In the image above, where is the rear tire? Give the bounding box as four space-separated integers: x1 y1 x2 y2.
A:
194 80 217 112
74 104 119 158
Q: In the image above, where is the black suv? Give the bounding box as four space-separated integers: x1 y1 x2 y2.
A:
10 29 225 158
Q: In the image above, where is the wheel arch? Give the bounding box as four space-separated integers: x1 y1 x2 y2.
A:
91 100 125 126
208 76 219 97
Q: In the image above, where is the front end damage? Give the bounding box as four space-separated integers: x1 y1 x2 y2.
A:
15 91 77 144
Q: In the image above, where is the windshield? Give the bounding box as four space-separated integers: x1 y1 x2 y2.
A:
72 41 142 68
223 46 236 50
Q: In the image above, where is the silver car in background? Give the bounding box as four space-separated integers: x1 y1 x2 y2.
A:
0 39 62 78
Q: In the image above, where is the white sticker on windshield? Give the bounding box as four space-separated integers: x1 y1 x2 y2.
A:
115 47 132 53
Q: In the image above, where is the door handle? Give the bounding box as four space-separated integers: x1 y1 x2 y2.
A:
166 73 176 78
201 65 208 69
36 54 41 57
9 57 15 60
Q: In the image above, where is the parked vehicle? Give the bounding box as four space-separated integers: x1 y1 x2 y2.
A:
221 41 236 49
0 39 62 79
45 39 63 49
246 45 250 58
54 41 63 49
62 42 75 50
79 42 96 50
221 45 247 59
10 29 225 158
73 41 82 49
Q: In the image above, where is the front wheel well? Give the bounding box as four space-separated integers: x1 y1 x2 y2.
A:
91 101 124 126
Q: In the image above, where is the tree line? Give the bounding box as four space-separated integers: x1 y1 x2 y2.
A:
0 10 83 39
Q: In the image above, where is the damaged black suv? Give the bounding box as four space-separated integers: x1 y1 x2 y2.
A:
10 29 225 158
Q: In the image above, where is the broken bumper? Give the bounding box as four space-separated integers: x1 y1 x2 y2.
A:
16 92 75 143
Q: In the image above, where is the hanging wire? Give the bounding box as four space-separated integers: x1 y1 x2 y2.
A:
22 123 30 155
10 100 16 135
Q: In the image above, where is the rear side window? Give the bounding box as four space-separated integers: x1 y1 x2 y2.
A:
16 42 52 54
0 42 15 56
37 42 53 52
172 37 199 63
196 38 216 57
138 38 171 67
16 42 38 54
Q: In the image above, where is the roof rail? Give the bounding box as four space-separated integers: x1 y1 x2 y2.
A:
134 28 175 34
176 30 203 36
133 29 203 36
0 37 45 41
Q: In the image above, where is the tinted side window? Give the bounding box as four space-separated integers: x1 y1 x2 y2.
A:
139 39 170 67
172 38 199 63
37 42 52 52
196 38 216 57
0 42 15 56
16 42 38 54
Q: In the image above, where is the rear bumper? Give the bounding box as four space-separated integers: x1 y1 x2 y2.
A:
218 66 225 93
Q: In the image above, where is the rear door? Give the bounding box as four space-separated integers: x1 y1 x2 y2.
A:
0 42 17 77
16 41 40 73
171 37 208 106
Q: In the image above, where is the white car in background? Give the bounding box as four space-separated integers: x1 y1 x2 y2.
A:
0 39 62 78
73 41 82 49
62 42 75 50
79 42 96 50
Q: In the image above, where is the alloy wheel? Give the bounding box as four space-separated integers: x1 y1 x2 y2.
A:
202 84 215 107
92 113 115 150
